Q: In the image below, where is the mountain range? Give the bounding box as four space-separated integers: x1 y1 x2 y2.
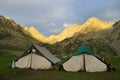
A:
24 17 113 44
0 15 120 58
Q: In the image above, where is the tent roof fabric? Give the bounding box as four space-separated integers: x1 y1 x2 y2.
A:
33 44 61 64
17 44 61 64
74 45 94 56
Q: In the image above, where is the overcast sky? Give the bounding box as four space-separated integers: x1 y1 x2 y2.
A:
0 0 120 36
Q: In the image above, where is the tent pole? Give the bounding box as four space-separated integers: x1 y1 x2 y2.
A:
83 53 86 72
30 53 32 68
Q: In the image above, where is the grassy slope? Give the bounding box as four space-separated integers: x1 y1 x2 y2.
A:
0 44 25 51
0 52 120 80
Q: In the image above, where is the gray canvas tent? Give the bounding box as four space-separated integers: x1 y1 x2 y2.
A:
63 45 109 72
14 44 61 69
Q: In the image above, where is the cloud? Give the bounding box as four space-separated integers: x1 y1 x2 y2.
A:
45 22 56 27
63 23 74 28
51 23 56 27
63 23 77 29
63 24 69 28
0 0 120 36
49 28 63 35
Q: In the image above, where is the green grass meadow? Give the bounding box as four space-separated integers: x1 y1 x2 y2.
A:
0 52 120 80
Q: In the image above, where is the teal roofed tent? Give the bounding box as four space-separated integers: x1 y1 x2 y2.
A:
63 44 110 72
74 45 94 56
